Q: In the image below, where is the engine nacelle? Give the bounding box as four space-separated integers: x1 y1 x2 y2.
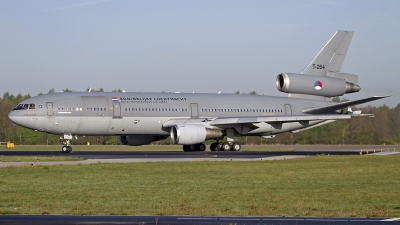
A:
276 73 360 97
120 135 167 146
170 124 223 145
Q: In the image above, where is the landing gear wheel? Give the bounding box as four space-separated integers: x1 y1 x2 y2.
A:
198 144 206 151
62 146 68 153
67 146 73 153
232 142 241 151
217 143 223 151
188 145 196 151
222 142 232 151
183 145 188 151
210 143 216 151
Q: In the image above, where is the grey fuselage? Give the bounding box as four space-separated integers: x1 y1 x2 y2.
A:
8 92 331 137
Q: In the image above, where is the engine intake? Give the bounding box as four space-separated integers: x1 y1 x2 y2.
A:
276 73 360 97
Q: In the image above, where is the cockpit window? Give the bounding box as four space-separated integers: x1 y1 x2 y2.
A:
14 103 36 110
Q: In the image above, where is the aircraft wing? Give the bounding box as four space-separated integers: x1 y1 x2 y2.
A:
301 96 390 114
210 114 350 126
163 114 350 128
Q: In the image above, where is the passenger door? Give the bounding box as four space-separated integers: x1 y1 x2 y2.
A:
46 102 54 116
113 102 122 118
190 103 199 118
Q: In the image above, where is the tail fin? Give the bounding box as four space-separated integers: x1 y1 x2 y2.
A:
302 30 354 76
289 31 355 101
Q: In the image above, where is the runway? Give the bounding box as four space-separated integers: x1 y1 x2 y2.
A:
1 145 398 167
0 215 399 225
1 145 398 158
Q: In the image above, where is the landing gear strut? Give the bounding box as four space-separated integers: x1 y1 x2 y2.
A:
61 134 73 153
209 128 242 151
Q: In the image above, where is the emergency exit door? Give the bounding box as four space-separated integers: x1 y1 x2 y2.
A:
284 104 292 115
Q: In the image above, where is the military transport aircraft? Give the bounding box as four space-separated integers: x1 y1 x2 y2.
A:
8 31 388 153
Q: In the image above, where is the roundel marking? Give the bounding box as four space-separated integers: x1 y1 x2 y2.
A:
314 81 322 90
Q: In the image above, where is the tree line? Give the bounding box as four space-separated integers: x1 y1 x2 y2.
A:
1 89 399 145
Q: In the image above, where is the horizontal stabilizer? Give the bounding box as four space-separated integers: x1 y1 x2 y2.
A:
302 96 390 114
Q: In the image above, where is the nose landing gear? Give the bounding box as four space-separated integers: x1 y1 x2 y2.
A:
61 134 73 153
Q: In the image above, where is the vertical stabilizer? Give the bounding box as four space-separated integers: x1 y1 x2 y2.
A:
302 30 354 76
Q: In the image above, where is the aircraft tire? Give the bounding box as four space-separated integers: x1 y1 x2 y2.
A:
183 145 188 151
222 142 231 151
62 146 69 153
188 145 196 151
217 143 223 151
67 146 73 153
210 143 216 151
198 143 206 151
232 142 241 151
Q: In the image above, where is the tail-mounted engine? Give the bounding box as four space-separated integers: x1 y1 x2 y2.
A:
276 73 360 97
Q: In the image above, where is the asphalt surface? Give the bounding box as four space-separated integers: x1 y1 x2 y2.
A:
1 145 399 167
1 215 400 225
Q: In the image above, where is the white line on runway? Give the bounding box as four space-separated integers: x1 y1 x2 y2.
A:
370 152 400 156
381 218 400 221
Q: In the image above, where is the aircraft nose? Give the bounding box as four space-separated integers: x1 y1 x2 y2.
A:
8 110 21 125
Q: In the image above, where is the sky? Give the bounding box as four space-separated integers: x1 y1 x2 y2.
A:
1 0 399 107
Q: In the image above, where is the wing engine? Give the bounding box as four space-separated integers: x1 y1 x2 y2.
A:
170 124 223 145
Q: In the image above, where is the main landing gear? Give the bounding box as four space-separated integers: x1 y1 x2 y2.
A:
183 143 206 152
210 142 241 151
61 134 73 153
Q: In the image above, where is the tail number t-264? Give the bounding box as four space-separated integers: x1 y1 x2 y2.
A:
312 64 325 69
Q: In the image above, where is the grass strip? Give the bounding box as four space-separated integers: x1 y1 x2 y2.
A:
0 154 399 217
0 156 83 162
